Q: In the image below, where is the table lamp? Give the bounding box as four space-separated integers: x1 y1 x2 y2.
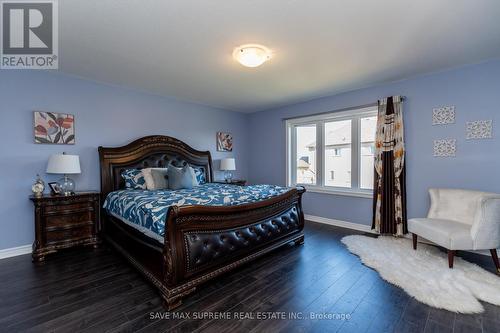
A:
46 153 81 196
220 158 236 182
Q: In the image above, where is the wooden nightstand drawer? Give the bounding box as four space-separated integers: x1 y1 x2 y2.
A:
46 225 94 244
44 202 93 214
31 192 100 262
45 210 94 229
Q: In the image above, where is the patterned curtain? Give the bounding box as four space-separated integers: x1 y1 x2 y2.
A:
372 96 407 236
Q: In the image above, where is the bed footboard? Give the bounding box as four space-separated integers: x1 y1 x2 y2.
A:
160 187 305 309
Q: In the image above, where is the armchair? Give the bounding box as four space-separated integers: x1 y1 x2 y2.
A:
408 188 500 273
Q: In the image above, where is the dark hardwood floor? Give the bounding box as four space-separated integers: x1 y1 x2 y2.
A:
1 221 499 333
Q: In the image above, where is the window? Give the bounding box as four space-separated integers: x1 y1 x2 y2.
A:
295 124 316 184
325 119 351 188
286 106 377 197
360 115 377 189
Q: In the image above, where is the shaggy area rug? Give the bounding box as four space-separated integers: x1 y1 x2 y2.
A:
341 235 500 313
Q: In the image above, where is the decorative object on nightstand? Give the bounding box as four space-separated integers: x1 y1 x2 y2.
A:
48 182 62 195
46 152 81 196
220 158 236 182
30 192 100 262
31 174 45 197
214 179 246 186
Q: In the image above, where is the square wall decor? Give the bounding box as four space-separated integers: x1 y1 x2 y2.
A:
34 111 75 144
433 139 456 157
432 106 455 125
466 120 492 139
216 132 233 152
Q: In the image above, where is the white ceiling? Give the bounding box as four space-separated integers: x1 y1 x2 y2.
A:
59 0 500 112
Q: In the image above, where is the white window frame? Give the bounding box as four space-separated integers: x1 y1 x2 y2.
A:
286 105 377 198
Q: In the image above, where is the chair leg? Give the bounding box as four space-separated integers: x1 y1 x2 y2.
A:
448 250 455 269
412 233 417 250
490 249 500 274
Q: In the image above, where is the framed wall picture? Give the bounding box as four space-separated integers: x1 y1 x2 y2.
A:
34 111 75 144
216 132 233 152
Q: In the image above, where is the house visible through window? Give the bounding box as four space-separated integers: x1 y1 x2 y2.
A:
286 105 377 196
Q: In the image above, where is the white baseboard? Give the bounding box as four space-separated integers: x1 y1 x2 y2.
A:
304 214 495 257
305 214 376 234
1 216 494 260
0 244 32 260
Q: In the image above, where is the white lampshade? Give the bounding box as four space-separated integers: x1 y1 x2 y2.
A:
220 158 236 171
46 154 81 174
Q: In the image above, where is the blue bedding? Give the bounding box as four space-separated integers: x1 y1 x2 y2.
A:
103 183 291 242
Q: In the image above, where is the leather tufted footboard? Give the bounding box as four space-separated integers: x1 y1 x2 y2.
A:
160 187 306 309
184 205 301 274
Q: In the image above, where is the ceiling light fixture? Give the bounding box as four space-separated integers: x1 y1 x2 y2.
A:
233 44 272 68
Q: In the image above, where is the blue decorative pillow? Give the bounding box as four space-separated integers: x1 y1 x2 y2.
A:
168 165 197 190
121 169 147 190
192 166 206 184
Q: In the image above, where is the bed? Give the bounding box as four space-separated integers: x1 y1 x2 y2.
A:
98 135 305 309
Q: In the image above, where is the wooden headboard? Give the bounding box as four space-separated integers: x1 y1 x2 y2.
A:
98 135 213 198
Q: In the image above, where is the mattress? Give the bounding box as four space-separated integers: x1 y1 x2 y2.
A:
103 183 291 242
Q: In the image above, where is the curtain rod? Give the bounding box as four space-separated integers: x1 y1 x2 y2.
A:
282 96 406 121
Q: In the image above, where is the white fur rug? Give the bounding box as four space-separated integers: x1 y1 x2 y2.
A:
341 235 500 313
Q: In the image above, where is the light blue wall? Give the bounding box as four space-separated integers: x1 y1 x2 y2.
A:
0 71 249 250
248 60 500 226
1 60 499 250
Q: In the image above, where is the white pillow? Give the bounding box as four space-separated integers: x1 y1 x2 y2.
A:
190 166 200 186
141 167 168 190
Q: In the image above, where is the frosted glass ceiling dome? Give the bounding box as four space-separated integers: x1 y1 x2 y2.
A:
233 44 272 68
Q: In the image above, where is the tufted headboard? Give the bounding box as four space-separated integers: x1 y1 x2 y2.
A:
98 135 213 199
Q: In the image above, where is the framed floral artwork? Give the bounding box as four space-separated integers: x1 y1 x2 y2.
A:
216 132 233 152
34 111 75 144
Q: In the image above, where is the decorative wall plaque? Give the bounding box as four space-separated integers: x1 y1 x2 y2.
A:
466 120 492 139
433 139 456 157
432 106 455 125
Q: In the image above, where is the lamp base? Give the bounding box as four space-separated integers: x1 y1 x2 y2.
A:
224 171 233 182
58 175 75 196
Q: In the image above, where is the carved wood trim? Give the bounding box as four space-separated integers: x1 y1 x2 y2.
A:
98 135 306 310
98 135 213 200
30 193 100 262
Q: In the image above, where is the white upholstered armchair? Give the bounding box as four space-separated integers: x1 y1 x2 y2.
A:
408 188 500 273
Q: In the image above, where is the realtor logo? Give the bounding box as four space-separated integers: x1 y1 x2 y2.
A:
1 0 58 69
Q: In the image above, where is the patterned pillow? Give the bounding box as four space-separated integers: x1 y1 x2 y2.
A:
121 169 147 190
192 166 206 184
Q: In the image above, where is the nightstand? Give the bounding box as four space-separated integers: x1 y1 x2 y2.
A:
30 192 100 262
213 179 247 186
